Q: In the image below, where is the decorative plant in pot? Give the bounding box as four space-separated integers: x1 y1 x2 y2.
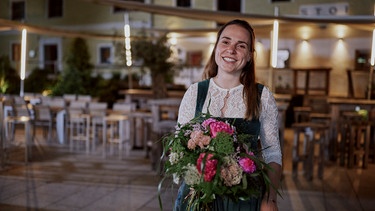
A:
131 33 176 99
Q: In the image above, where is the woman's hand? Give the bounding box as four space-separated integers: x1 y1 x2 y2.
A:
261 198 278 211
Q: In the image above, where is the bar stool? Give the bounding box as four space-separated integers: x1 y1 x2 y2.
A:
4 104 34 164
291 122 329 180
88 102 108 151
102 103 135 159
310 113 334 159
339 112 371 169
102 115 130 159
348 121 371 169
67 108 91 154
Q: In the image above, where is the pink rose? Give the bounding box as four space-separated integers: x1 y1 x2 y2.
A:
238 157 256 174
197 153 218 182
202 118 217 128
208 121 234 138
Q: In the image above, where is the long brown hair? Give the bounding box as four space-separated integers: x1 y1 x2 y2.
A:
202 19 260 120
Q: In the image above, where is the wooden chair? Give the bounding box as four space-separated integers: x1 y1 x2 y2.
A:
148 98 181 171
3 102 34 164
33 105 54 143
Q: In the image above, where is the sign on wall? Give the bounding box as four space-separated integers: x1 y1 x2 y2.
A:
299 2 349 16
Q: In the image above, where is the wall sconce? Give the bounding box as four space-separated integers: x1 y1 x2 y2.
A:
169 37 177 46
29 50 36 58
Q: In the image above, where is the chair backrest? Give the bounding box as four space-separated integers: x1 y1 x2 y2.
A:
77 95 92 102
47 97 66 108
63 94 76 101
66 101 88 116
88 102 108 117
12 95 26 106
12 104 31 117
40 96 52 105
33 105 52 121
69 101 87 109
148 98 181 133
89 102 107 110
112 102 136 114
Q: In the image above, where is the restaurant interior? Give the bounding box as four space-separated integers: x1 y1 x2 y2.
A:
1 0 375 210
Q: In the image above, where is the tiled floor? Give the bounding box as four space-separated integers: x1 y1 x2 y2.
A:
1 128 375 211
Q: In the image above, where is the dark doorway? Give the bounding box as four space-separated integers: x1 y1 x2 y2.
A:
44 44 58 72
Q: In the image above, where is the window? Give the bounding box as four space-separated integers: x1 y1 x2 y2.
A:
217 0 240 12
98 45 113 64
114 0 144 13
11 0 25 20
177 0 191 7
11 43 21 61
48 0 63 18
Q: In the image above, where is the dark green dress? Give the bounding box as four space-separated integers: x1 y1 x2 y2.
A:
174 79 264 211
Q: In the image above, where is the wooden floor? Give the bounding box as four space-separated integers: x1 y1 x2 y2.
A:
0 128 374 211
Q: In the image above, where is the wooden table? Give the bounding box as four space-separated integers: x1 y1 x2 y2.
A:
119 89 185 108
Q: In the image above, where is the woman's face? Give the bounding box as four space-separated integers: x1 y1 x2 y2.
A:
215 24 251 76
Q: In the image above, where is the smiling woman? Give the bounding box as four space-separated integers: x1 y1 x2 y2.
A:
172 19 282 211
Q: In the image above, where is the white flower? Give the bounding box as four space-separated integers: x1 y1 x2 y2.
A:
169 152 184 165
183 164 201 186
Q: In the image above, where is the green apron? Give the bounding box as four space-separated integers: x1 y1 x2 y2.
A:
174 79 264 211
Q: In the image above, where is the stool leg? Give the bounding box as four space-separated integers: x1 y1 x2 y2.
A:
304 132 314 181
318 131 325 179
124 120 130 157
363 125 370 169
292 130 300 178
103 120 107 158
85 117 90 155
339 123 348 166
119 120 123 159
348 127 356 168
92 122 96 152
70 121 74 152
109 122 114 156
25 121 30 164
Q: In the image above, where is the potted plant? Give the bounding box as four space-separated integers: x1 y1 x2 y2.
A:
131 34 175 99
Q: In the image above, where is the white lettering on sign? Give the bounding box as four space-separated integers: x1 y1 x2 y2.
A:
299 3 349 16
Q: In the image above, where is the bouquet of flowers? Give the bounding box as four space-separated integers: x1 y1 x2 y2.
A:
161 113 274 210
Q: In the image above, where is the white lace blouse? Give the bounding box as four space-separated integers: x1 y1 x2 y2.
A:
177 79 282 166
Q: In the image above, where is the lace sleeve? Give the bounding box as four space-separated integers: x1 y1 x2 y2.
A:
177 83 198 124
259 86 282 166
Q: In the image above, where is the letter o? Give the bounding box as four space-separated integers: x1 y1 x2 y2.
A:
329 7 337 15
